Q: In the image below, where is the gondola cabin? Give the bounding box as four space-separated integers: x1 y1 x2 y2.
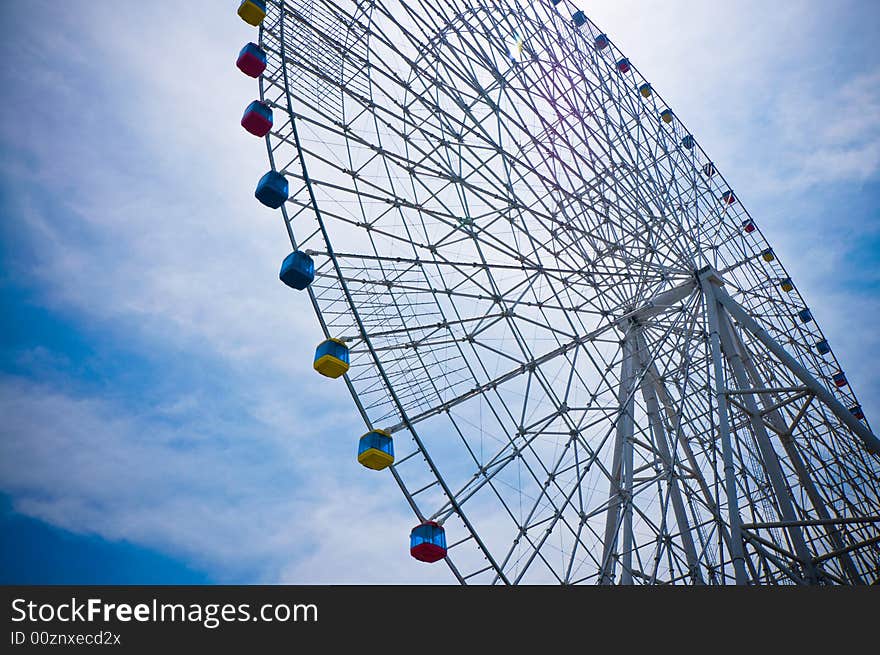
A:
721 190 737 206
780 278 794 293
832 371 848 388
703 162 717 178
241 100 273 137
573 11 587 28
761 248 775 262
850 405 865 421
682 135 695 149
639 83 653 98
236 42 268 78
237 0 267 26
410 521 447 563
660 109 674 124
816 339 831 355
279 251 315 290
357 429 395 471
594 33 609 49
616 58 631 74
313 338 350 379
742 219 756 233
255 171 289 209
798 308 813 324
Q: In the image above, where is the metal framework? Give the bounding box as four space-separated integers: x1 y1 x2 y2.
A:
252 0 880 584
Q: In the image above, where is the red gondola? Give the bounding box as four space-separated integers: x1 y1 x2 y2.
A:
236 42 268 78
241 100 273 138
410 521 447 563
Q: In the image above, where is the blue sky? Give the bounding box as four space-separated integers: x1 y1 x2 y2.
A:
1 0 878 584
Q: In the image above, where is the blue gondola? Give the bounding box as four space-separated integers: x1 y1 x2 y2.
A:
314 339 350 379
241 100 273 137
237 42 268 78
703 162 717 177
573 11 587 27
358 430 395 470
255 171 289 209
410 521 447 563
816 339 831 355
681 135 696 150
594 33 609 49
279 251 315 290
798 308 813 324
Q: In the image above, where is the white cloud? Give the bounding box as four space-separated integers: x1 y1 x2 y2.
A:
0 0 320 373
0 373 445 583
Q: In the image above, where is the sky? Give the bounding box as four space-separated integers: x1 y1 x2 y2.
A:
0 0 878 584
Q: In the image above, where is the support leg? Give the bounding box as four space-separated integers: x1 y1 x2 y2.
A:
701 279 750 585
713 305 820 583
599 326 637 584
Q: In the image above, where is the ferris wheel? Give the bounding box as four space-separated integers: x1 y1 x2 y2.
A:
233 0 880 585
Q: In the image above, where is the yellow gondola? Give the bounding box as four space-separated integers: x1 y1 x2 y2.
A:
237 0 267 27
313 338 350 379
781 278 794 293
357 429 395 471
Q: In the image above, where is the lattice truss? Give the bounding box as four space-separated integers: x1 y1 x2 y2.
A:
256 0 880 584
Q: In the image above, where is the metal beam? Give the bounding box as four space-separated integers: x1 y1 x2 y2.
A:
643 356 735 560
711 283 880 453
634 331 705 584
713 304 820 584
722 312 865 584
742 516 880 530
700 276 749 585
599 325 637 584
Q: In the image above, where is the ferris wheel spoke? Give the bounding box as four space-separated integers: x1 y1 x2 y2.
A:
421 401 595 571
386 317 625 435
500 447 611 584
505 392 648 581
429 415 572 531
314 268 600 316
398 40 648 238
